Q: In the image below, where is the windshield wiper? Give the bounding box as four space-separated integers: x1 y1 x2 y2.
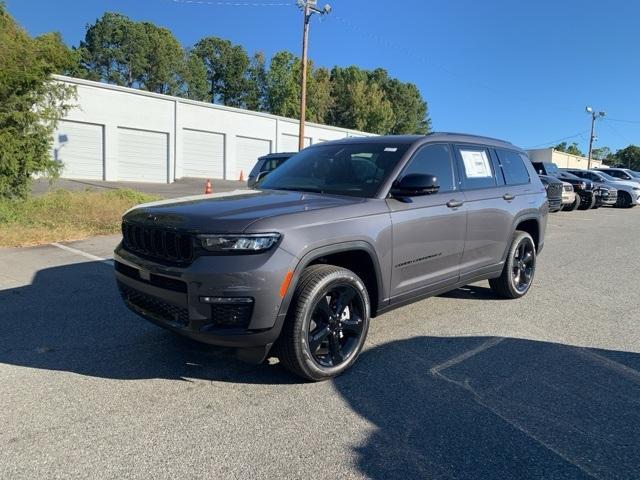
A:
273 186 325 194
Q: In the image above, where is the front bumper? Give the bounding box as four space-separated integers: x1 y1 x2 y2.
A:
561 191 576 205
114 243 297 348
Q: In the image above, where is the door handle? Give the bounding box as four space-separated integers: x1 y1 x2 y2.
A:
446 199 464 209
503 193 515 201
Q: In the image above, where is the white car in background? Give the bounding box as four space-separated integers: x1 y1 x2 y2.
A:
563 168 640 208
593 167 640 185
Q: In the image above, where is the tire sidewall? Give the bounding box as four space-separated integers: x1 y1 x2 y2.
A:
505 232 536 298
295 270 370 380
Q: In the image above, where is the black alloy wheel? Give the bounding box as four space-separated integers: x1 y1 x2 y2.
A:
307 284 365 368
277 264 370 381
511 239 535 294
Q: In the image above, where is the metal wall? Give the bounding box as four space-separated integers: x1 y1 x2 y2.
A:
52 75 373 183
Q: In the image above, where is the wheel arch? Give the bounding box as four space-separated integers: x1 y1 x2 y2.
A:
279 241 384 320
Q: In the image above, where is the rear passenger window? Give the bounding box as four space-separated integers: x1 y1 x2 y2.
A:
401 144 455 192
455 146 496 189
496 149 530 185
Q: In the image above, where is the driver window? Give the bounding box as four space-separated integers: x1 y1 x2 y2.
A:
400 144 455 193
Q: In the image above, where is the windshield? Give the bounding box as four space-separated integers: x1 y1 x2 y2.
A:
628 170 640 178
595 171 617 181
258 142 410 198
545 163 560 174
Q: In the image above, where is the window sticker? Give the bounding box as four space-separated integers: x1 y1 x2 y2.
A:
460 149 492 178
384 147 398 152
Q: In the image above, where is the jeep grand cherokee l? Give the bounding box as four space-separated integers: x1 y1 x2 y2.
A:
115 133 547 381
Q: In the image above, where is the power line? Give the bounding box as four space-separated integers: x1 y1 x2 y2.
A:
602 119 634 145
170 0 294 7
606 117 640 125
526 131 588 149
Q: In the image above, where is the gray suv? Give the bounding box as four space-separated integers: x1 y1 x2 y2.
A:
115 133 548 381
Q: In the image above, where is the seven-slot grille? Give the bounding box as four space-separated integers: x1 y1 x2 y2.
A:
122 221 193 263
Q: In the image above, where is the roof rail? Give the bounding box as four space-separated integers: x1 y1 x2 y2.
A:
428 131 513 145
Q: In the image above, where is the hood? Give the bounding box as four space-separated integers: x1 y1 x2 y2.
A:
610 180 639 189
123 189 364 233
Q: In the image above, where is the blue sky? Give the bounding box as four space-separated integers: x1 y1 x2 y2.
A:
7 0 640 152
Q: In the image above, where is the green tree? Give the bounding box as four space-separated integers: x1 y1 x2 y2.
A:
245 52 267 111
0 4 76 198
265 51 300 117
181 51 209 101
592 146 616 164
369 68 430 134
79 12 147 87
327 66 395 134
307 67 332 124
555 141 584 156
139 22 184 95
614 145 640 170
193 36 250 107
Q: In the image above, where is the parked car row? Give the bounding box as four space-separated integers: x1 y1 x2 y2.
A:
532 161 640 211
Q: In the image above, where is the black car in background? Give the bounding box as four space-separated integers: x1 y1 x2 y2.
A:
532 161 596 210
247 152 295 188
539 174 563 212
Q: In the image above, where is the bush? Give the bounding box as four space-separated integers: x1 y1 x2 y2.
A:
0 3 77 199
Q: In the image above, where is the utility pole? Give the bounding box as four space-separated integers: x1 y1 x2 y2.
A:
297 0 331 151
586 106 606 169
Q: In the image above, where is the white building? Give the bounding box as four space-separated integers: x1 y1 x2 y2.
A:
526 148 603 170
52 75 373 183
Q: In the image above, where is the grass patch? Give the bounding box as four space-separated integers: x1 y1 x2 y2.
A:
0 189 159 247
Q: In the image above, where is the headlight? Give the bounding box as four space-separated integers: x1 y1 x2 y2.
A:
198 233 280 252
580 182 586 189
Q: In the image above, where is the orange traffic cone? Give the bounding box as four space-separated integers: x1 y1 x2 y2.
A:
204 178 212 194
239 170 244 182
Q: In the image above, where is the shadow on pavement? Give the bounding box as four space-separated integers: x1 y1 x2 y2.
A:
0 261 295 385
438 284 502 301
3 261 640 478
333 335 640 480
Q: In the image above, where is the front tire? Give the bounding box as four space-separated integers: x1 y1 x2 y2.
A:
578 194 595 210
277 265 370 381
616 192 634 208
489 231 536 299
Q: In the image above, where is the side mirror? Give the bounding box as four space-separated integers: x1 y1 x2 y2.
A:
392 173 440 197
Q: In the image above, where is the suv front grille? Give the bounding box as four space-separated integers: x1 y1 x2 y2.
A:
118 282 189 326
546 183 563 198
122 221 193 264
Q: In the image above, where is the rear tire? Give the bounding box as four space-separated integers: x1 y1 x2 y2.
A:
277 265 370 381
489 231 536 299
562 194 581 211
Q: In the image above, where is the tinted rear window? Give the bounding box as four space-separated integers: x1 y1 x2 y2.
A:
496 149 530 185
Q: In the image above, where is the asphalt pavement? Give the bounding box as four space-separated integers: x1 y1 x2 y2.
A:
1 207 639 479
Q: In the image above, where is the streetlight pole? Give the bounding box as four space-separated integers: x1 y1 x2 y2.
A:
297 0 331 151
586 106 606 169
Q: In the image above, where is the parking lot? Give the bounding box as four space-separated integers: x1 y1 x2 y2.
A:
1 207 639 479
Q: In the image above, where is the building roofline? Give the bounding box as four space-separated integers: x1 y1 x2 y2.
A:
52 74 374 137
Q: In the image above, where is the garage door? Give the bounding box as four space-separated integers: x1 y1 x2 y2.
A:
280 133 311 153
55 120 104 180
236 136 271 180
117 128 168 182
182 129 224 179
